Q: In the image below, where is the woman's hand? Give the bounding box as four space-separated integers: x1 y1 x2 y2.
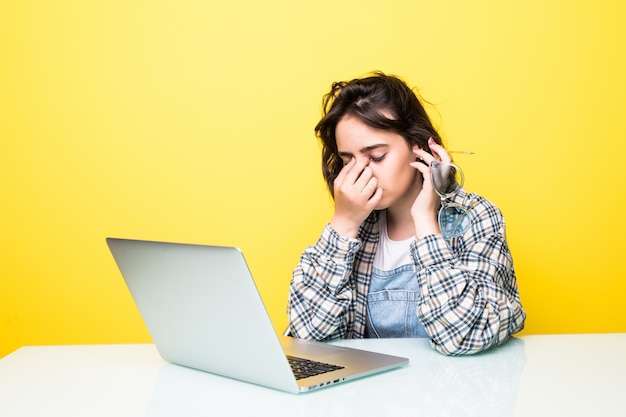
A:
409 138 452 238
330 157 383 239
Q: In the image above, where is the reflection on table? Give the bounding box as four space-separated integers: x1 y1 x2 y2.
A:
0 333 624 417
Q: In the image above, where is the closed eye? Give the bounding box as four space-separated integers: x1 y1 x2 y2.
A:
370 154 387 162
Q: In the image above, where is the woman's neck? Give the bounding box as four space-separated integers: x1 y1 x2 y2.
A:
385 174 422 241
385 207 415 241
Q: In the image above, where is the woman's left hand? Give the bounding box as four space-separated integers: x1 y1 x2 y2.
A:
409 137 452 238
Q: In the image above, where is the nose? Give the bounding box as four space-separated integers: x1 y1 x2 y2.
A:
355 155 371 165
358 157 376 178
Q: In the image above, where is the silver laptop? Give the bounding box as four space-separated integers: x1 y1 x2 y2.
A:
106 238 408 393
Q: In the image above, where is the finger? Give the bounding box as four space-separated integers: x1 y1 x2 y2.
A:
427 137 452 164
334 157 355 188
409 160 433 190
361 175 378 199
353 157 371 177
337 157 356 178
412 145 436 165
410 160 429 179
346 158 373 189
368 187 384 206
355 165 375 191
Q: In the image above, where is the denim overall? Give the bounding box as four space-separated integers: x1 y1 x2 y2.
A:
365 264 428 338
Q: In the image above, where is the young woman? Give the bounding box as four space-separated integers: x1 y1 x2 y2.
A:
287 72 526 356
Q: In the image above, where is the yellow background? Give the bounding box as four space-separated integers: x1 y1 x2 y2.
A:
1 1 625 359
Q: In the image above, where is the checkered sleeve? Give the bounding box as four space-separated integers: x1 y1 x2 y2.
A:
287 224 362 340
412 194 526 356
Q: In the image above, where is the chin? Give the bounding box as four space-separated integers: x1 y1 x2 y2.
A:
374 200 391 211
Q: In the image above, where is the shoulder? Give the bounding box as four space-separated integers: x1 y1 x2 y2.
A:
453 189 507 235
455 188 503 216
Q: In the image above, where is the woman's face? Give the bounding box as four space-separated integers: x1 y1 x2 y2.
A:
335 114 421 211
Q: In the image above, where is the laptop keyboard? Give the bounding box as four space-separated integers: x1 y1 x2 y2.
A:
286 356 345 380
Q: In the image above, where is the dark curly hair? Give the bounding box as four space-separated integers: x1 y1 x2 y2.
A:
315 71 443 196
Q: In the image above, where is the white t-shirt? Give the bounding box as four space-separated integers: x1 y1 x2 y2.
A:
373 211 415 271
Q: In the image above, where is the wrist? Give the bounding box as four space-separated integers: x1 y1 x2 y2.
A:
330 215 361 239
413 214 440 239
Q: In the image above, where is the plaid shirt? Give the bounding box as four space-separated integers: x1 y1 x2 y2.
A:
287 189 526 356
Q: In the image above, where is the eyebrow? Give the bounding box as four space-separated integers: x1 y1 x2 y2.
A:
338 144 389 158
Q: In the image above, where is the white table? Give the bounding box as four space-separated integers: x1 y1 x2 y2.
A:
1 334 624 417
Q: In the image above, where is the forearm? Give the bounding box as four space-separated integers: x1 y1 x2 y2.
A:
287 224 360 340
413 234 526 356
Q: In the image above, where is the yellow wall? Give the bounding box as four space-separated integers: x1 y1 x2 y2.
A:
1 1 625 358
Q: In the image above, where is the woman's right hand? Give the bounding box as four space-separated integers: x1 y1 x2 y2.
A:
329 157 383 239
